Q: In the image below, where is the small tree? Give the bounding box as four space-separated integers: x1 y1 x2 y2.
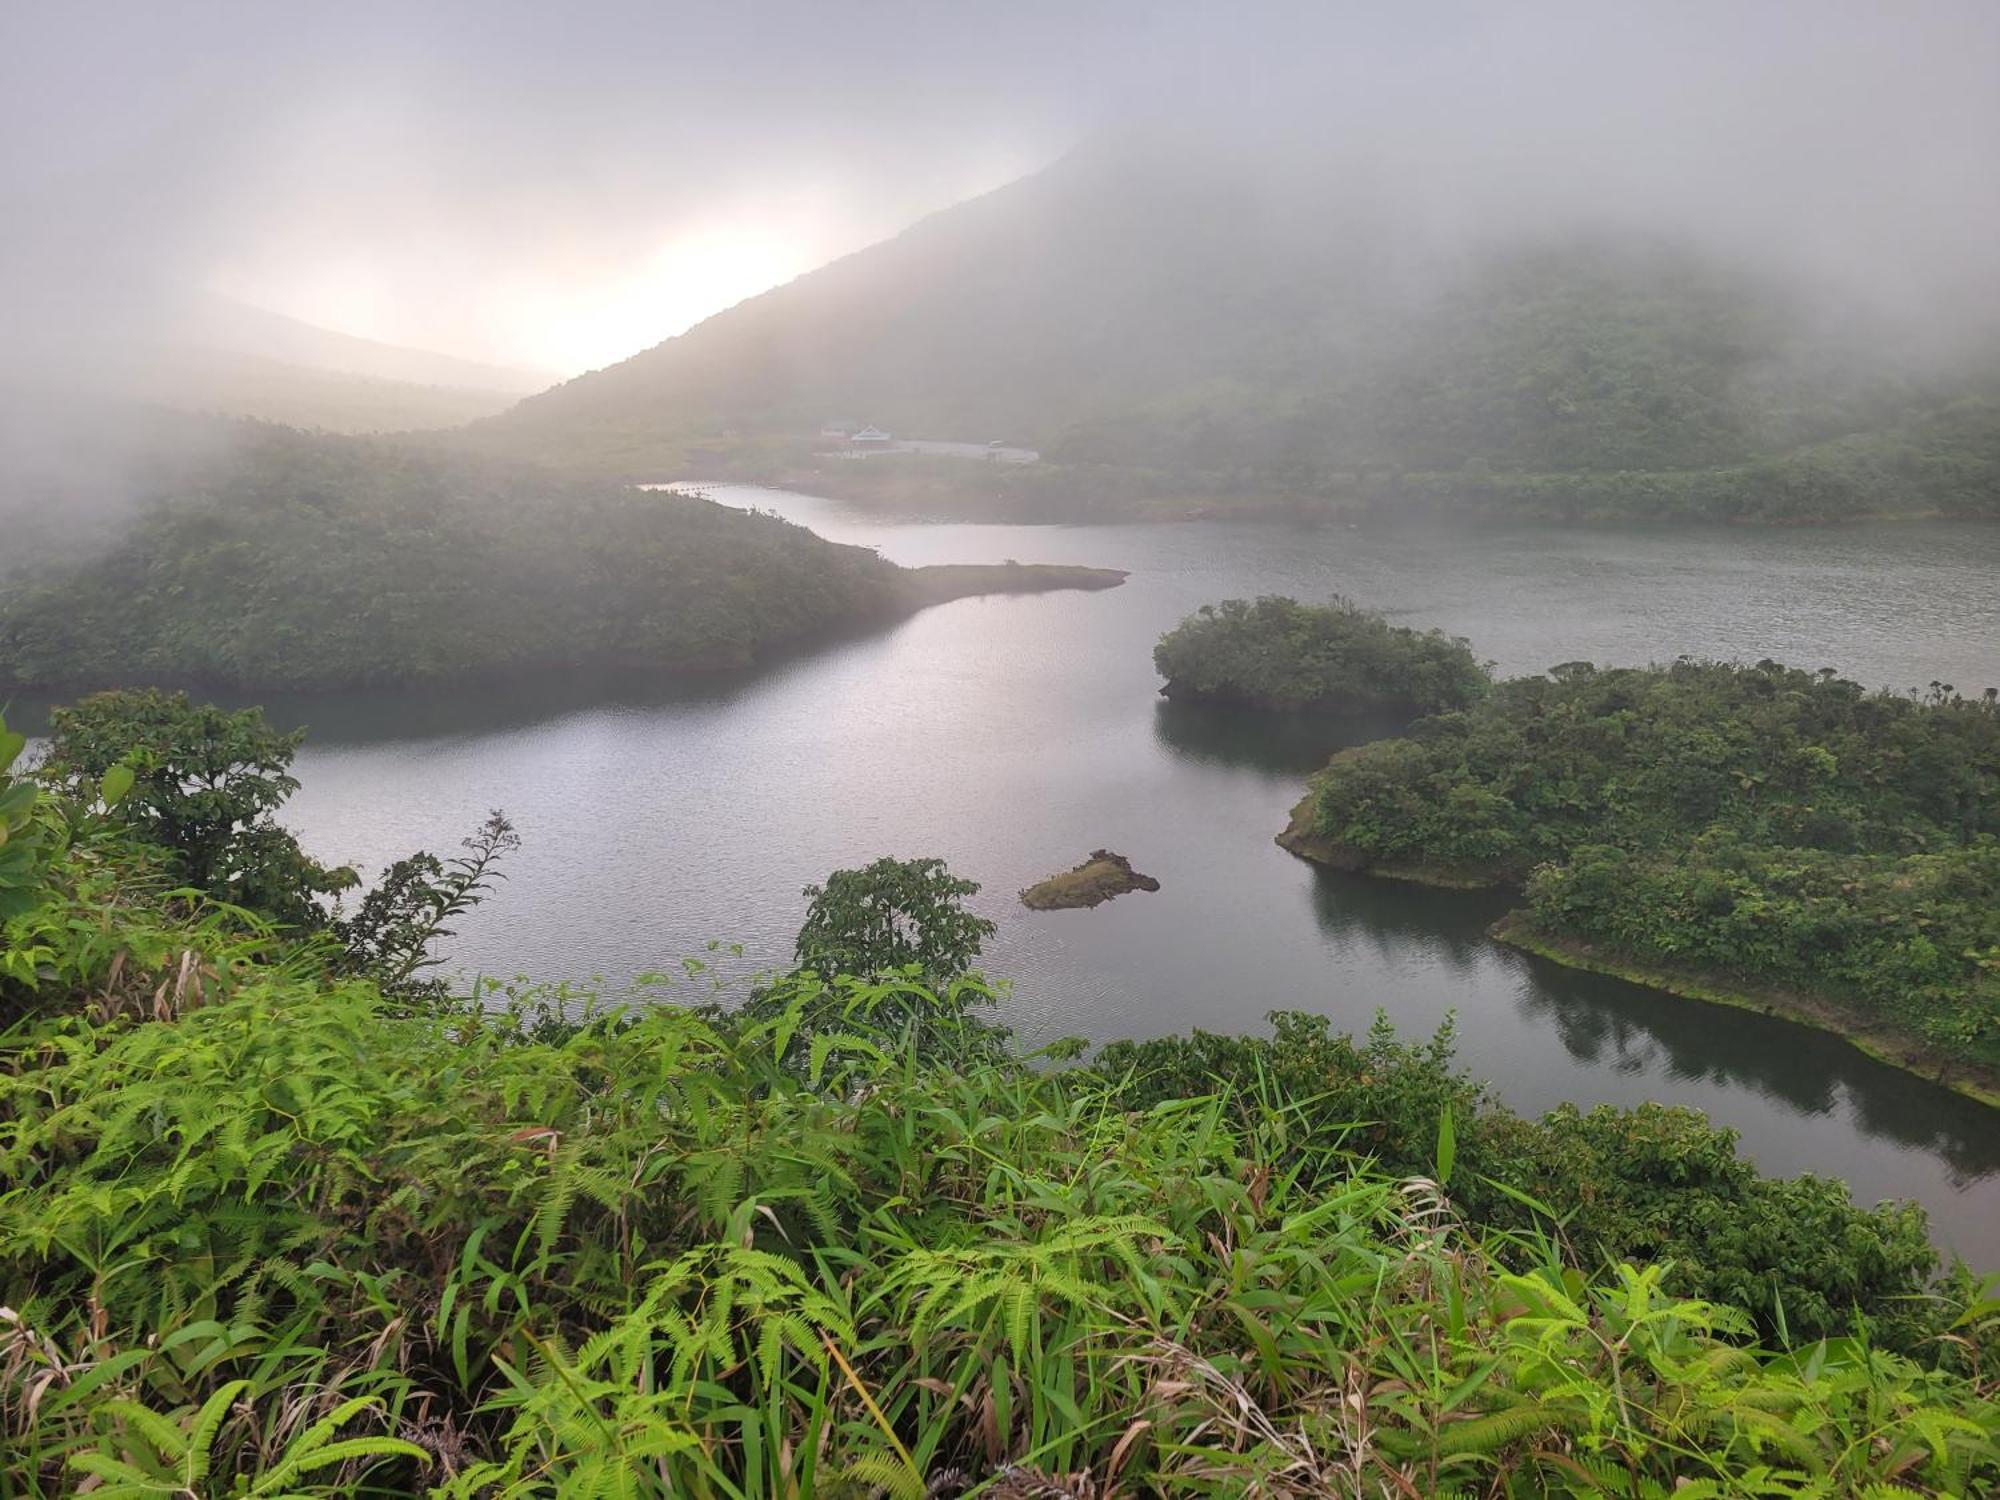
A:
39 690 354 928
335 810 520 1008
742 857 1006 1071
793 856 996 988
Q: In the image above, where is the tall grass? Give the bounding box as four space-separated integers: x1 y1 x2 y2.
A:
3 969 1994 1497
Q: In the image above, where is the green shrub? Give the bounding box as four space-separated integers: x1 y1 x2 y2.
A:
1089 1010 1943 1349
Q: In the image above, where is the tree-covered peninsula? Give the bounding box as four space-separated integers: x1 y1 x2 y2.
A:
1280 658 2000 1095
1154 595 1489 713
0 419 1121 693
2 694 1995 1496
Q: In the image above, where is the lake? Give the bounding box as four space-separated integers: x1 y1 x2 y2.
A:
259 488 2000 1263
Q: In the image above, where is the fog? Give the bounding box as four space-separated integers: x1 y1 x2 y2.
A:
4 0 1997 386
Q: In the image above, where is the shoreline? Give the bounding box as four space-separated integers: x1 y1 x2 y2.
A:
1276 793 2000 1108
1273 790 1505 889
1490 913 2000 1110
681 459 1990 531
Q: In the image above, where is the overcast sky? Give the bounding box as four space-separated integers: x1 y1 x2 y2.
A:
5 1 1997 376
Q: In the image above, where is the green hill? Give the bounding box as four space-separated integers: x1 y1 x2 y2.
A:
0 414 1118 692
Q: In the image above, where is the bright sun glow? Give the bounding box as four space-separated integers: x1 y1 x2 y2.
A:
219 222 838 379
205 157 1039 378
507 224 819 376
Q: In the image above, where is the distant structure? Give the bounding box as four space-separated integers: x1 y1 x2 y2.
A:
848 424 894 444
818 419 858 437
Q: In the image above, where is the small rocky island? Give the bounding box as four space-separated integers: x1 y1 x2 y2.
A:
1020 850 1161 910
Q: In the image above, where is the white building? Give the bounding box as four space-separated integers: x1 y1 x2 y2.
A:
849 425 894 444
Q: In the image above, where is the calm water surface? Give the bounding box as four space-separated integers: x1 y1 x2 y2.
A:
262 489 2000 1263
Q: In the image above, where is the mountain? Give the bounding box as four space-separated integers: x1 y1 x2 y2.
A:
471 143 2000 521
87 345 544 434
478 146 1353 459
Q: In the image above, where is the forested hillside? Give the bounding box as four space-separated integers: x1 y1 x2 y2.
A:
0 413 1117 691
469 143 2000 521
0 418 906 689
0 412 1130 691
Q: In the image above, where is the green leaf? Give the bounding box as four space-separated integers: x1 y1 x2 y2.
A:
258 1435 430 1480
1437 1402 1576 1456
100 762 136 806
0 781 35 824
188 1378 252 1485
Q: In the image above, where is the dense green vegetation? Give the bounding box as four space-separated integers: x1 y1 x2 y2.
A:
1154 595 1489 713
1289 659 2000 1086
3 695 1997 1496
1369 403 2000 523
0 421 909 691
793 856 996 990
1093 1015 1948 1349
469 144 2000 523
1 691 522 1027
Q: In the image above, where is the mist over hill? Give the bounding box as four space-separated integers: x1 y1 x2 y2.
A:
184 296 554 396
0 415 895 689
8 296 556 437
472 140 2000 520
0 407 1125 692
64 346 541 435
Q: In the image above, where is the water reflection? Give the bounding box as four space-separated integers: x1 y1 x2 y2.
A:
4 623 926 748
1152 698 1409 776
1305 865 1512 976
1302 856 2000 1187
1511 954 2000 1185
268 673 757 745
